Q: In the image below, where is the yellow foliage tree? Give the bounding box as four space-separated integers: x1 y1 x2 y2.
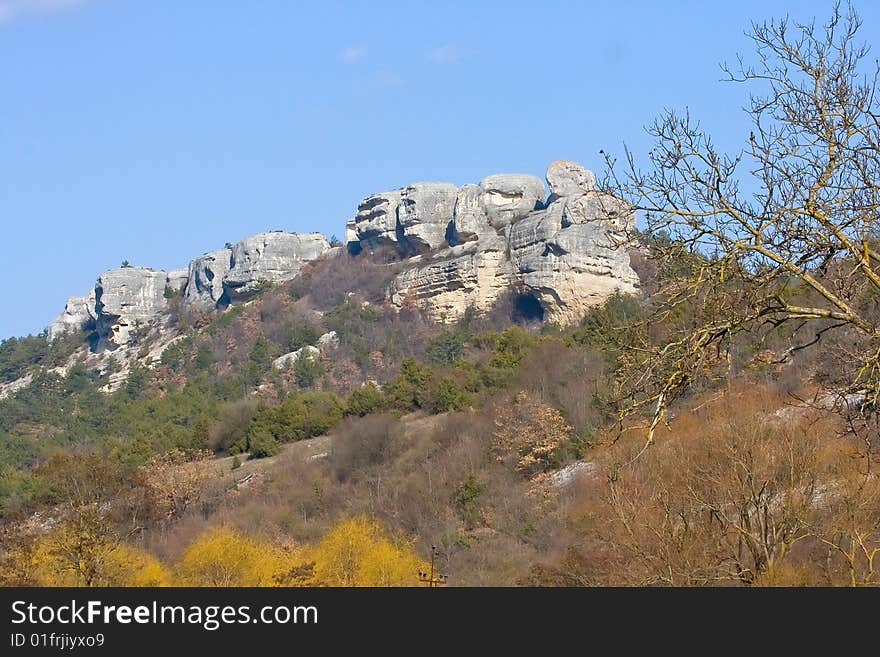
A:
3 518 427 588
101 544 170 586
2 533 169 587
175 526 304 586
0 530 43 586
307 516 427 586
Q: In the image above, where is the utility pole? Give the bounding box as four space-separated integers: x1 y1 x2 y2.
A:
418 545 448 587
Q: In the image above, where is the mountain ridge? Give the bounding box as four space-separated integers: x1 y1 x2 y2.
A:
45 159 637 349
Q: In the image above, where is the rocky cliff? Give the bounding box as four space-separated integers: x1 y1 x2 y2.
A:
183 232 329 310
49 231 330 350
46 160 637 351
350 160 639 324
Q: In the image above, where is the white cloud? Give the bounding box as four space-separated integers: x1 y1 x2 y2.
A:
427 44 463 64
338 46 367 64
0 0 87 23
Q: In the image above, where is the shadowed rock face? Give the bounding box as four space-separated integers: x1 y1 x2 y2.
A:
184 249 232 309
351 183 457 255
353 189 404 250
397 183 458 253
47 291 97 341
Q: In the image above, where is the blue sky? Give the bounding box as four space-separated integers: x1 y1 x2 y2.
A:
2 0 879 338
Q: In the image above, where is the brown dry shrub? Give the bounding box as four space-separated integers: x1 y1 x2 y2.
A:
512 341 606 433
330 414 400 482
291 252 402 310
492 391 573 477
535 386 880 586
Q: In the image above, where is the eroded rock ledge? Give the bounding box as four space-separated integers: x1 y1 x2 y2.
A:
50 231 330 348
348 160 639 324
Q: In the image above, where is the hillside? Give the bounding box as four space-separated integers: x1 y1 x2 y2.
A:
0 159 644 585
1 149 879 586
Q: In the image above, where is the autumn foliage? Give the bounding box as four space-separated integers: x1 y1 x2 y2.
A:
305 516 427 586
1 516 426 587
493 392 573 477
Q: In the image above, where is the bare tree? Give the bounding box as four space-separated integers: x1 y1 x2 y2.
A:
605 4 880 452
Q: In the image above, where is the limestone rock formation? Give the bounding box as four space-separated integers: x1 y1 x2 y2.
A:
507 199 567 256
46 230 331 352
350 183 460 255
344 219 359 250
47 291 97 341
317 331 340 351
95 267 169 346
224 232 329 300
273 345 321 370
352 190 404 250
509 162 638 323
165 268 189 296
43 159 636 362
381 161 639 324
451 184 494 244
48 270 186 344
396 182 458 252
478 174 546 228
184 248 233 309
512 218 638 324
547 460 598 488
562 191 634 231
546 159 596 200
390 242 512 319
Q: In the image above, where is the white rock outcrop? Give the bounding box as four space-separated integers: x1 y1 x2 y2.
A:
182 232 331 309
184 248 233 309
95 267 169 346
350 183 458 255
451 184 494 244
273 345 321 370
47 230 331 350
224 232 329 300
352 190 404 250
47 290 97 341
391 241 513 319
165 268 189 296
546 159 597 200
478 173 546 229
396 182 458 253
382 161 639 324
547 460 598 488
317 331 339 351
44 159 636 361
